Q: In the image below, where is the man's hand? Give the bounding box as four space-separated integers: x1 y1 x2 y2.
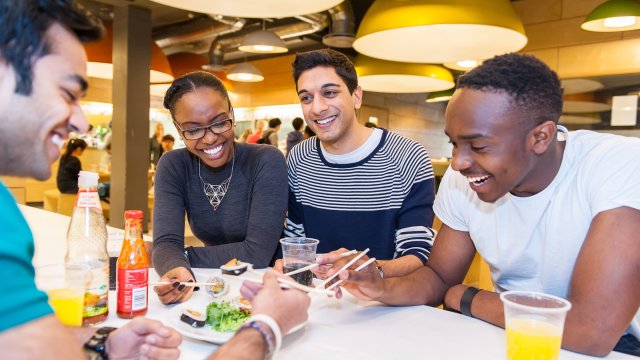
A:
240 270 310 334
317 251 384 300
106 317 182 360
154 266 195 304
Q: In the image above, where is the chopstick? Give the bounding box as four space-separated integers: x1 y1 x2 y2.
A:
325 257 377 291
317 248 370 288
241 276 335 296
283 249 358 276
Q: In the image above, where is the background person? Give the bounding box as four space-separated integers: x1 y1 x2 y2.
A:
246 119 266 144
238 128 252 143
0 1 181 358
160 134 175 154
286 117 304 154
323 53 640 357
152 71 288 305
56 138 87 194
150 122 164 166
258 118 281 146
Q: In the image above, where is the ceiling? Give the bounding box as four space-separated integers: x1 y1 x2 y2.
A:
79 0 375 64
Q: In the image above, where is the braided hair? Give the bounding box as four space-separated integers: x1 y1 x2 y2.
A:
163 71 231 120
62 138 87 159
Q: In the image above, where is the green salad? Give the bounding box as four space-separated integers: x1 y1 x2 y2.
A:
205 301 251 332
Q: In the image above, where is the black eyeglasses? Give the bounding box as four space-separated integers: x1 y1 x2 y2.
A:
174 119 233 140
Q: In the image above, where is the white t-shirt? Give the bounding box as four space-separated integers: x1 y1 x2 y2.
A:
434 127 640 338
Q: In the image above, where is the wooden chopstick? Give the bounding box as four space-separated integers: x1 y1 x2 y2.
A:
283 249 358 276
238 275 335 296
317 248 370 288
325 257 377 291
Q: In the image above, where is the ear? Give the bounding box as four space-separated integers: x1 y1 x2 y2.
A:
352 86 363 110
529 120 557 155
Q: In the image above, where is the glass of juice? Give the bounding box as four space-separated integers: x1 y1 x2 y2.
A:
35 264 89 326
500 291 572 360
280 237 319 286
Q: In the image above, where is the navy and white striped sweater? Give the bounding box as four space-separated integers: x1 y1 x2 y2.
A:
285 130 436 263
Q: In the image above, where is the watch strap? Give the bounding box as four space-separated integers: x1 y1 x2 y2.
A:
84 326 117 360
460 286 481 317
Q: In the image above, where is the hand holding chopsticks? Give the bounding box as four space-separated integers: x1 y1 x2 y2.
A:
283 249 357 276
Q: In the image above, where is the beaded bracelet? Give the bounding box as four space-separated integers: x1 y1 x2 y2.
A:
238 314 282 359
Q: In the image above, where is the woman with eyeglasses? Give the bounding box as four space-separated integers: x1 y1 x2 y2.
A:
152 71 288 304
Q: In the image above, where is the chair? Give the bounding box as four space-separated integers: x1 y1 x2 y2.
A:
43 189 76 216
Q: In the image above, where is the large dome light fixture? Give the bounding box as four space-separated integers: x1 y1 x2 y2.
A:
582 0 640 32
227 63 264 82
355 56 454 93
148 0 344 18
353 0 527 64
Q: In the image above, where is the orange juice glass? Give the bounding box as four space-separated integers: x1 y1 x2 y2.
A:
501 291 572 360
35 264 89 326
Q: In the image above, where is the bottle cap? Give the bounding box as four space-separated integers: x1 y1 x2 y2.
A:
124 210 144 219
78 171 100 187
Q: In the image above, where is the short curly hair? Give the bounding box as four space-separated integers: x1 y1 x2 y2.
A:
457 53 563 126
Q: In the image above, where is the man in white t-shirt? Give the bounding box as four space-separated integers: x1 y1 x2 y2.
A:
322 53 640 356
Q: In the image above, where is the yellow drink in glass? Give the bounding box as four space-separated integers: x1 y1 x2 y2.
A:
506 318 562 360
47 288 85 326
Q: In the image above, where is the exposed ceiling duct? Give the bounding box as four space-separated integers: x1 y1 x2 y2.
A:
152 1 361 65
323 1 356 48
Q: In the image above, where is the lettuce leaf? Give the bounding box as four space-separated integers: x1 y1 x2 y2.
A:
205 301 251 332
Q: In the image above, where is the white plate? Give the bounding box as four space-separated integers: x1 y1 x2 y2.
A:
164 269 305 344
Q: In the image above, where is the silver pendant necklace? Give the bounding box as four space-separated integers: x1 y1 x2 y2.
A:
198 149 235 211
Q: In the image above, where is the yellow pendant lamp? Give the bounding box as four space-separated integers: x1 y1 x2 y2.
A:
353 0 527 64
355 55 454 93
148 0 344 18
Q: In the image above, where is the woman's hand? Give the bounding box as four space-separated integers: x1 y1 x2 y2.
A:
153 266 195 304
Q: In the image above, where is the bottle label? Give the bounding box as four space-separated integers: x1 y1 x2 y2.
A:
75 190 101 209
83 266 109 318
117 268 148 312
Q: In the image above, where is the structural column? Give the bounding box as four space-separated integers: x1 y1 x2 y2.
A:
110 5 151 231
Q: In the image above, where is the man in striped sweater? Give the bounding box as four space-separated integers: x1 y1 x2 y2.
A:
283 49 436 277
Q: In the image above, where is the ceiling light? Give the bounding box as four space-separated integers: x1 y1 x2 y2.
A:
148 0 344 18
83 23 173 82
443 60 483 71
355 55 454 93
239 30 287 54
426 89 455 103
227 63 264 82
582 0 640 32
353 0 527 64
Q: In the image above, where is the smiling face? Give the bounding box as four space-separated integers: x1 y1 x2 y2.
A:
445 88 550 203
172 87 234 168
296 66 364 154
0 23 89 180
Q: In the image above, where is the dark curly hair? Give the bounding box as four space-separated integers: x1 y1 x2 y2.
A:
292 49 358 94
163 71 231 120
457 53 563 126
0 0 103 95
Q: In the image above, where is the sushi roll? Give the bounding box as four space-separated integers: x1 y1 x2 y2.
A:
180 309 206 328
221 258 249 276
234 296 252 312
205 276 229 298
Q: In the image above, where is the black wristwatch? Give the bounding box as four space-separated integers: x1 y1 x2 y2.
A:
84 327 117 360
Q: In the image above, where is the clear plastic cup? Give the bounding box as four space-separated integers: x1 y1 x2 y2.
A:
500 291 572 360
280 237 319 286
35 264 89 326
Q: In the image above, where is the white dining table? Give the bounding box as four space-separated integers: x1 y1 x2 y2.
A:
20 205 635 360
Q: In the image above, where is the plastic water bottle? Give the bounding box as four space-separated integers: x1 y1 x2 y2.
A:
65 170 109 325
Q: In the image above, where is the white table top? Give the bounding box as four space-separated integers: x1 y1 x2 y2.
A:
21 205 635 360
